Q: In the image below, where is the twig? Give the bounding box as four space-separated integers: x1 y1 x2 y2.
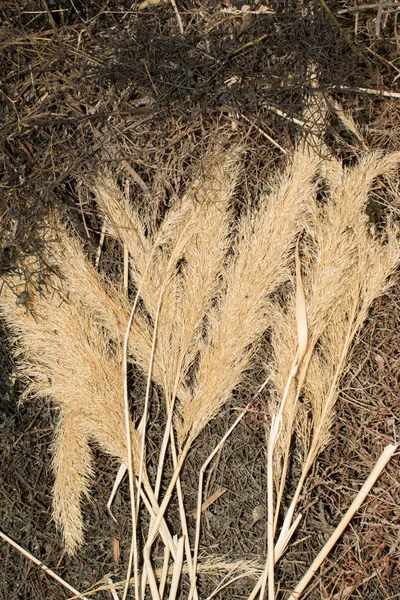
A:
239 114 288 154
332 84 400 99
122 160 151 197
317 0 373 74
232 34 270 55
77 184 91 240
95 218 107 269
189 488 227 518
169 0 184 34
337 2 400 14
138 0 167 9
0 531 88 600
40 0 58 33
262 105 305 128
123 180 130 293
287 443 398 600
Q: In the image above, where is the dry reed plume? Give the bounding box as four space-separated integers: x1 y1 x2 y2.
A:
269 152 400 483
264 152 400 575
94 146 242 405
1 134 399 599
0 264 141 552
177 146 321 445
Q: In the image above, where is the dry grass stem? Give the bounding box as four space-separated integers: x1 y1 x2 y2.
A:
269 150 400 498
286 443 397 600
0 531 88 600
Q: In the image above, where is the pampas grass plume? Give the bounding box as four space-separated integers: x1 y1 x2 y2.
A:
1 131 399 587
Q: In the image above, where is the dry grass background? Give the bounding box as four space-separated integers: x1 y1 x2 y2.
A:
1 1 400 599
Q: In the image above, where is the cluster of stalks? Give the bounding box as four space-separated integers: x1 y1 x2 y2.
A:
0 130 399 599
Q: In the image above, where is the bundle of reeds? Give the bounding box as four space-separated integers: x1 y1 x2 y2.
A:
1 135 399 599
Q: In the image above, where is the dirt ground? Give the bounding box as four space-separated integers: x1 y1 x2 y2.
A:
1 1 400 598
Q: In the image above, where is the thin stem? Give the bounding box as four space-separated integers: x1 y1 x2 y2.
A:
158 545 171 599
0 531 88 600
136 293 162 517
122 296 142 600
145 436 192 550
137 295 163 600
287 444 397 600
277 298 360 557
189 404 251 600
267 417 280 600
122 249 159 600
168 347 199 600
168 536 185 600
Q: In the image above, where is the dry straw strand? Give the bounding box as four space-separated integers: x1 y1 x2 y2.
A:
94 144 242 406
154 144 242 402
52 224 158 386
